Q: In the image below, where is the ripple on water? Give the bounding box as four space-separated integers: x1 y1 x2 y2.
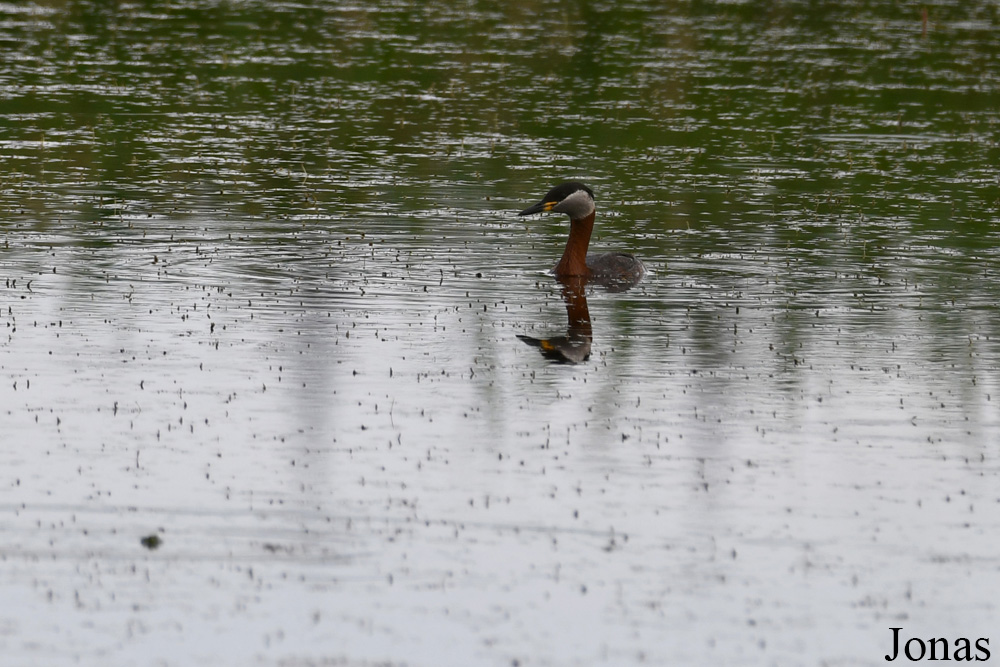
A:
4 2 1000 665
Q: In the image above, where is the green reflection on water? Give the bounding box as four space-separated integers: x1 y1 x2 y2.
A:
3 1 1000 265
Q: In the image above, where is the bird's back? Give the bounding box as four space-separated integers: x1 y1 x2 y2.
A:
585 252 646 281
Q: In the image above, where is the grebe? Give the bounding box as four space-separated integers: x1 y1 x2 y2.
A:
518 181 645 282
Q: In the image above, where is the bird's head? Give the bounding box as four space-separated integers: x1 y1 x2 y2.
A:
518 181 595 221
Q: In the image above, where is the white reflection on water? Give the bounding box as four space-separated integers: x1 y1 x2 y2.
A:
4 205 1000 664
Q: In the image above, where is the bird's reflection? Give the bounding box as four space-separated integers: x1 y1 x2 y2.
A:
518 276 592 363
518 273 642 363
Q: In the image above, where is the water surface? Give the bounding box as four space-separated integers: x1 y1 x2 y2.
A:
3 1 1000 665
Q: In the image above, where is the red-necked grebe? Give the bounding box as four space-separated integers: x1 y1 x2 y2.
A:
518 181 645 281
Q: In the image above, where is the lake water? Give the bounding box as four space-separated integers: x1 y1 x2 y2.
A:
3 1 1000 665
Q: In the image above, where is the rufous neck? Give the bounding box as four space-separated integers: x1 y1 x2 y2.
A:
553 211 595 277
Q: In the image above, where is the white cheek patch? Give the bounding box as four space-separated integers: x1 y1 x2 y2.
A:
554 189 595 219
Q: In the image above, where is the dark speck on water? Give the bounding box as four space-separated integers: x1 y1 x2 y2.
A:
140 535 162 550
